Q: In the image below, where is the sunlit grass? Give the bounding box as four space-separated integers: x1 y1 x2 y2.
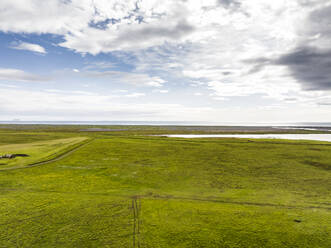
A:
0 137 88 169
0 127 330 247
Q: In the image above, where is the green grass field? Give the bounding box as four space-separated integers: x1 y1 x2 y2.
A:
0 125 330 247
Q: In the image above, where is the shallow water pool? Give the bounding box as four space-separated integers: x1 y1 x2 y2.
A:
163 134 331 142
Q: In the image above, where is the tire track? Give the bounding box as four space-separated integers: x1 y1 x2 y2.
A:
132 196 141 248
139 194 331 211
1 187 330 210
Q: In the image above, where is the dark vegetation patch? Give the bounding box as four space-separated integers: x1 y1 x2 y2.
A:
309 147 324 151
0 154 29 159
304 160 331 170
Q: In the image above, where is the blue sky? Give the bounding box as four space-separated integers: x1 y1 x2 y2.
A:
0 0 331 122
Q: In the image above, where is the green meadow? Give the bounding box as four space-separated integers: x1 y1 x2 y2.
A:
0 125 330 247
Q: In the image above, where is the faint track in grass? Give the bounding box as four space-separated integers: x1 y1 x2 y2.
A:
1 187 330 210
140 194 331 211
0 188 331 210
132 196 141 248
0 138 94 171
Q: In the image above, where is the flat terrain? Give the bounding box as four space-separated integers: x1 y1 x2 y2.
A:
0 125 330 247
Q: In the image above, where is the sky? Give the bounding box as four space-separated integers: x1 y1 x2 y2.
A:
0 0 331 123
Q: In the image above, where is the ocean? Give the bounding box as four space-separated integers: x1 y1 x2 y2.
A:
0 121 331 127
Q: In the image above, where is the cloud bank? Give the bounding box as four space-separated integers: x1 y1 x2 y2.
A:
0 68 49 82
0 0 331 121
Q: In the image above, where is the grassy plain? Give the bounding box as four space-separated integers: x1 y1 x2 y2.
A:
0 125 330 247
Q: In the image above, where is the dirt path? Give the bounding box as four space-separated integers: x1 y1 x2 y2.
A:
0 139 94 171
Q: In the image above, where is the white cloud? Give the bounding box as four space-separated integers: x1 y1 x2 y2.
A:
0 0 93 34
10 41 46 54
212 96 228 101
124 92 146 98
43 88 145 98
86 70 166 87
157 90 169 94
84 62 117 70
60 19 195 54
0 83 18 88
0 0 196 54
0 68 49 82
114 89 128 93
1 87 331 122
0 88 215 121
